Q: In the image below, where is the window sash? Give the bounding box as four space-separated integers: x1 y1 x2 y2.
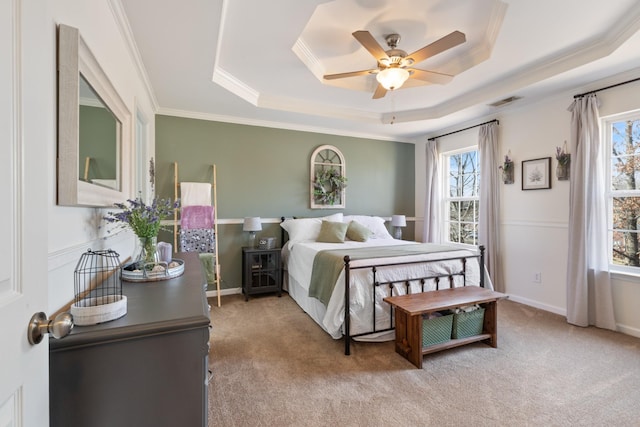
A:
442 148 479 246
606 111 640 270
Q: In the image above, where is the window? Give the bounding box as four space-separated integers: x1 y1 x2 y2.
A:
443 148 479 245
606 111 640 271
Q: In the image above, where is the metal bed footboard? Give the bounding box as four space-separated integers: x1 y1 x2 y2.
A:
343 245 485 355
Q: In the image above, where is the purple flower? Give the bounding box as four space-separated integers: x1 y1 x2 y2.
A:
104 195 180 238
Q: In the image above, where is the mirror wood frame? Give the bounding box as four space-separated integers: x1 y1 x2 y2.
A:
57 23 132 207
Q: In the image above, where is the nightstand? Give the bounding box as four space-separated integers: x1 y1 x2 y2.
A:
241 247 282 301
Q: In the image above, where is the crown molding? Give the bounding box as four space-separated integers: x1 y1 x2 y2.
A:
108 0 159 112
156 107 412 143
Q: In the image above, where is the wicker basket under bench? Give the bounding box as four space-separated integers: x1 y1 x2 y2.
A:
384 286 507 369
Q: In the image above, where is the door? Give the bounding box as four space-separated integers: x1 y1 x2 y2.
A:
0 3 50 426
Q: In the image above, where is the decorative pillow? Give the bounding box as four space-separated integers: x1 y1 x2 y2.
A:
343 215 393 239
280 213 343 242
346 220 372 242
316 220 349 243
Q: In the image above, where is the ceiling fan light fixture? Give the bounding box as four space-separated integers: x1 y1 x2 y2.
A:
376 67 410 90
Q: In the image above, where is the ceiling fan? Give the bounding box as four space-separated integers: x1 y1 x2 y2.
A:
323 30 466 99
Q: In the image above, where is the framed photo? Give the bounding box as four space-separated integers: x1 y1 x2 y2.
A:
522 157 551 190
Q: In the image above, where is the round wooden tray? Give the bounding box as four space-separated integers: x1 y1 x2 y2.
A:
121 258 185 282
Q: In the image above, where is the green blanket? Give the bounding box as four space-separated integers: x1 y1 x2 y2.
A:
198 253 216 284
308 243 465 306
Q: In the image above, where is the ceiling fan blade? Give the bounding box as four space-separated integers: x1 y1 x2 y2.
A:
409 69 454 84
323 69 376 80
372 84 387 99
406 31 466 64
352 30 390 62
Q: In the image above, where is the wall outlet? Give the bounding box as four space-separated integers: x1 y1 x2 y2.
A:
533 272 541 283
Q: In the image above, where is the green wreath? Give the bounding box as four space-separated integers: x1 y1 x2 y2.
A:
313 168 347 205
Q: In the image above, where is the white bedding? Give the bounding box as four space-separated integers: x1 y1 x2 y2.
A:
283 238 490 342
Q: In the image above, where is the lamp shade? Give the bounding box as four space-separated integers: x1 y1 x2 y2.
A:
376 67 410 90
243 217 262 232
391 215 406 227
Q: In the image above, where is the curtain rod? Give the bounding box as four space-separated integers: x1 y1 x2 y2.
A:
574 76 640 99
427 119 499 141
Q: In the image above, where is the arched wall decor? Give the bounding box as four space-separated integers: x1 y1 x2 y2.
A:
310 145 346 209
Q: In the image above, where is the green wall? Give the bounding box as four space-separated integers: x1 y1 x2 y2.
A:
155 115 415 290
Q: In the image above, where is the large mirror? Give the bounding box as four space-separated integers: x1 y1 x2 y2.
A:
57 24 132 207
79 75 119 190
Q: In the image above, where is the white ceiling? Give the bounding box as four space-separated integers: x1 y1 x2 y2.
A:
120 0 640 142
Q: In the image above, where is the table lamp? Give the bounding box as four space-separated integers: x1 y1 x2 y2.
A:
391 215 406 240
243 217 262 248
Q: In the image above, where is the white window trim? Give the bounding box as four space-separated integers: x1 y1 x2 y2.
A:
603 108 640 277
440 146 479 248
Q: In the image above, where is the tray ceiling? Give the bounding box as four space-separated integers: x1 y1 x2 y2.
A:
121 0 640 141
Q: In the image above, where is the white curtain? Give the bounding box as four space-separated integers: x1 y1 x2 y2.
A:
423 139 441 242
566 95 616 329
478 122 502 291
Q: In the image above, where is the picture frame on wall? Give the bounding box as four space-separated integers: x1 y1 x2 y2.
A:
522 157 551 190
310 145 346 209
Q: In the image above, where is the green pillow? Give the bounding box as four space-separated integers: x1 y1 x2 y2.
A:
346 220 372 242
316 220 349 243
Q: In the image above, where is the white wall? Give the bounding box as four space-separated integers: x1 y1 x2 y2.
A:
40 1 640 337
497 93 570 314
415 73 640 338
46 0 156 313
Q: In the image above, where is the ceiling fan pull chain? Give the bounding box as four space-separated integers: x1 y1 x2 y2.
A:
390 93 397 125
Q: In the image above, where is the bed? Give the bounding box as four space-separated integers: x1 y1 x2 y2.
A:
280 214 490 355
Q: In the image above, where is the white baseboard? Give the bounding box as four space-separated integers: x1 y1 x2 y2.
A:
206 286 242 299
505 294 566 316
615 323 640 338
507 294 640 338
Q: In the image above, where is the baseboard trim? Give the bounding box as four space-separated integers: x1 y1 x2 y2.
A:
506 294 566 316
206 287 242 299
615 323 640 338
507 294 640 338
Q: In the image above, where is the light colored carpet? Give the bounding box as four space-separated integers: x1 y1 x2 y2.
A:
207 294 640 426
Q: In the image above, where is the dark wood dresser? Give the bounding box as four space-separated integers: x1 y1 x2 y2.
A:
49 252 210 427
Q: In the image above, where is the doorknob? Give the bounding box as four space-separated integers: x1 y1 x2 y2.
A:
27 312 74 345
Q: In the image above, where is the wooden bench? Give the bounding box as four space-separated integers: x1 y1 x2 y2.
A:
383 286 507 368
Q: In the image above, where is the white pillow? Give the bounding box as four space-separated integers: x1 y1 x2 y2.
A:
342 215 393 239
281 213 343 243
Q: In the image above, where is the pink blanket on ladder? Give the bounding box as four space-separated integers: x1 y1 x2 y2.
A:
181 205 214 229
